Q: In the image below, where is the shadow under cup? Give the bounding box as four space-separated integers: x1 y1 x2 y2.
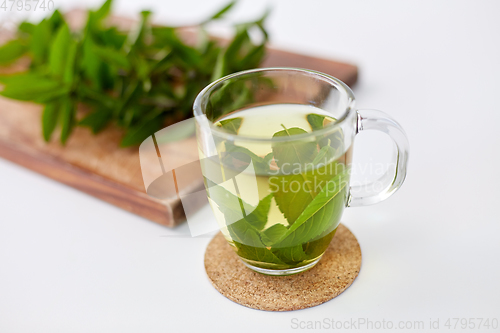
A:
193 68 359 276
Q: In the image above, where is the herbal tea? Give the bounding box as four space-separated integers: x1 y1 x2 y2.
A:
203 104 352 274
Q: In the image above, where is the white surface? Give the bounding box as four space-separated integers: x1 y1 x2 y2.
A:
1 1 499 332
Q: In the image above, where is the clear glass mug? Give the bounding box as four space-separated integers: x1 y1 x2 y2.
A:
193 68 409 275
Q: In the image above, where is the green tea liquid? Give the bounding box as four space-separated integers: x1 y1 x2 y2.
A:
208 104 352 273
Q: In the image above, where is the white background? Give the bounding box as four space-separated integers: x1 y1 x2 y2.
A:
1 0 499 332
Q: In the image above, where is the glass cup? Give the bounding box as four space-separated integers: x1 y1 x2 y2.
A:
193 68 409 276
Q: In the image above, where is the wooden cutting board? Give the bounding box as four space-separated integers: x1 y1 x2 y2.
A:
0 11 358 227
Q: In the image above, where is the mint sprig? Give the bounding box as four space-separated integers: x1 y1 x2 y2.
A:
0 0 269 146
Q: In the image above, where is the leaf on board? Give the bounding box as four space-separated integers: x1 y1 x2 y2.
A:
0 74 69 103
120 114 165 147
60 98 76 144
79 107 113 134
30 19 51 65
49 24 72 78
42 101 60 142
0 40 27 65
203 0 237 23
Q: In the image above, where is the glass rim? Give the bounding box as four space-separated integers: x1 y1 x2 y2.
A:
193 67 356 143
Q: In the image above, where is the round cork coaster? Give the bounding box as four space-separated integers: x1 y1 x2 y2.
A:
204 223 361 311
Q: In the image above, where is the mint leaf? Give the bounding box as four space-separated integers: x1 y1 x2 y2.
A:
311 141 336 166
216 117 242 134
206 181 284 264
0 72 46 85
236 234 286 266
271 173 314 225
273 167 349 248
204 0 237 23
49 24 72 79
261 223 287 246
120 114 165 147
0 75 69 103
272 126 317 174
92 44 131 70
223 142 271 174
243 193 273 230
31 19 51 65
211 49 227 82
0 40 27 65
60 98 75 144
272 244 306 264
215 188 273 233
94 0 113 21
271 125 329 225
302 228 337 259
48 10 65 31
42 101 60 142
79 107 113 134
307 114 325 131
306 113 344 150
63 40 78 85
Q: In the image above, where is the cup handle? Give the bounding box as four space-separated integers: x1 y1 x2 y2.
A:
347 109 410 207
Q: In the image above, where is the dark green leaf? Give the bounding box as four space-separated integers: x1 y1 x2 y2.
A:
115 80 141 120
79 107 113 133
99 27 127 49
120 114 165 147
42 102 60 141
272 244 306 264
81 38 115 90
203 0 237 23
60 98 75 144
48 10 65 31
92 44 130 70
129 10 152 51
261 223 287 246
235 228 286 266
94 0 113 21
77 85 116 110
210 48 227 81
224 29 250 67
207 184 284 265
239 44 265 69
302 228 337 259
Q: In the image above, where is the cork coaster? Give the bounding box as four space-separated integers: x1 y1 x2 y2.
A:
204 223 361 311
